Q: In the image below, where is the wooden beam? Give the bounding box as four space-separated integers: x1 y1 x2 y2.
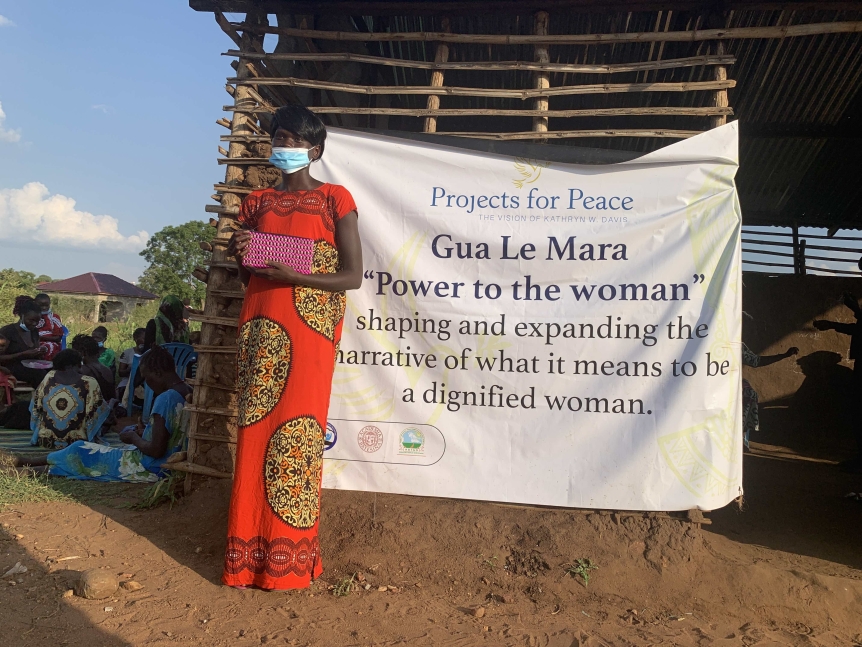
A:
228 76 736 98
167 461 232 479
424 17 450 134
226 20 862 45
220 129 700 148
435 129 700 139
222 106 735 119
191 2 862 16
224 50 737 74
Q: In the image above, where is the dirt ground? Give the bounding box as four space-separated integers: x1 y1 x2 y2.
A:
1 442 861 647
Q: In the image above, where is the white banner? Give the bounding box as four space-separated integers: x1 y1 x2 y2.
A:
316 124 742 511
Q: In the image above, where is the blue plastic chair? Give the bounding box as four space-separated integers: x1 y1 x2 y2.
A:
124 353 143 412
60 326 69 350
141 343 197 421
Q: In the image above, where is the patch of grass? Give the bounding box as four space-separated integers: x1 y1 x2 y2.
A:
133 473 184 510
478 554 499 570
332 573 357 597
0 456 148 509
564 558 598 587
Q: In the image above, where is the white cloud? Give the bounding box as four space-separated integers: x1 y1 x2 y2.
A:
0 182 149 252
0 15 14 27
91 104 113 114
0 102 21 143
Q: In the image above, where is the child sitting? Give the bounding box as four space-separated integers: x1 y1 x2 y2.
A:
92 326 117 373
71 334 116 402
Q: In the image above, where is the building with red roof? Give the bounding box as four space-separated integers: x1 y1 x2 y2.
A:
37 273 158 323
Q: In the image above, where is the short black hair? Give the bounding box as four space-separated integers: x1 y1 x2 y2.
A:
53 349 83 371
133 327 146 340
34 293 50 301
93 326 108 337
140 344 176 376
16 298 41 317
268 104 327 158
71 334 100 358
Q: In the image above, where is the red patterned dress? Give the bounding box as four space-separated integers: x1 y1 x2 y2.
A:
37 311 64 360
222 184 355 590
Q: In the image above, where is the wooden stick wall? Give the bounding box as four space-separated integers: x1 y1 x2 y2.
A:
180 9 856 483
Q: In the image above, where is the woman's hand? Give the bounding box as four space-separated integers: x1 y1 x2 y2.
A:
119 429 140 445
227 230 252 260
22 347 46 359
252 261 303 285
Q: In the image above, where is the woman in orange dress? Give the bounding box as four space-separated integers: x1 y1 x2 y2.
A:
223 105 363 590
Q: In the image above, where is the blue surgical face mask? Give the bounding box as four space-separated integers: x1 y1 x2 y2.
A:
97 341 104 348
20 322 29 331
269 147 311 174
41 309 51 316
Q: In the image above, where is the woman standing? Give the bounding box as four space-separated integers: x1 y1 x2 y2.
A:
223 105 362 591
34 294 64 360
0 298 49 386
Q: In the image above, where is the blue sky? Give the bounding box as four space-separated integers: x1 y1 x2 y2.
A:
0 1 245 282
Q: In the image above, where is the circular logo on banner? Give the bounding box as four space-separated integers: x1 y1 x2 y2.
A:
324 422 337 451
399 428 425 455
357 425 383 453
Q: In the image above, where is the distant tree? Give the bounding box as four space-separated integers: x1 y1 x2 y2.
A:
138 221 215 307
0 268 53 324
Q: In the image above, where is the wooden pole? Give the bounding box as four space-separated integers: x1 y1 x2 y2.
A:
225 50 737 75
792 223 801 275
710 42 729 128
185 13 264 493
532 11 550 136
228 76 736 98
222 106 735 120
231 20 862 46
424 17 451 133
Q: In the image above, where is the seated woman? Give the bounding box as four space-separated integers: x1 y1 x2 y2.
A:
29 349 111 448
91 326 117 372
71 334 116 401
117 327 146 403
34 294 64 360
0 332 23 428
144 295 189 351
0 298 49 386
18 345 191 482
0 332 17 386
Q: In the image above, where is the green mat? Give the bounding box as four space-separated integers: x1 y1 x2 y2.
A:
0 428 125 457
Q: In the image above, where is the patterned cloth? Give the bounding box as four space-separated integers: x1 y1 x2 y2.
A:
223 183 356 590
46 387 188 482
36 311 64 360
29 371 110 448
742 345 760 449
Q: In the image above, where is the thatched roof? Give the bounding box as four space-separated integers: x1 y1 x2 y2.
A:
191 0 862 229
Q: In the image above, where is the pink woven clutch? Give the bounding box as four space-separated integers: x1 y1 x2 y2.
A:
242 231 315 274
